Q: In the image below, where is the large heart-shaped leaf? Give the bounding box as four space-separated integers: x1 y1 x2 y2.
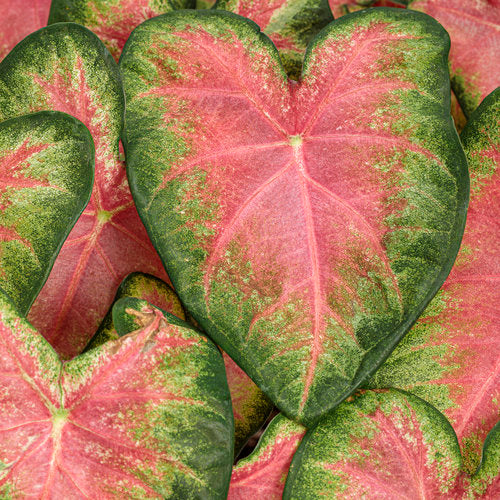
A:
0 111 93 314
283 389 464 498
88 271 274 456
216 0 333 79
48 0 195 61
0 0 51 60
0 22 169 358
228 413 306 499
0 292 233 498
121 9 468 425
368 87 500 473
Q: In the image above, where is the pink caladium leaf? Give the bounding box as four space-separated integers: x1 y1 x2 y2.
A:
283 389 464 499
0 111 93 315
228 413 306 500
368 87 500 474
409 0 500 116
216 0 333 79
0 292 233 498
0 23 169 359
121 9 468 425
0 0 51 61
48 0 195 61
86 271 274 456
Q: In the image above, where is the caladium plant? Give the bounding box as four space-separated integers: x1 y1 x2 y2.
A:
121 8 468 426
0 0 51 61
0 22 168 359
0 291 233 498
368 87 500 474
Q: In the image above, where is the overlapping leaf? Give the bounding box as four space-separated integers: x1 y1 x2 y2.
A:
216 0 333 78
228 414 306 499
368 87 500 473
0 111 93 315
87 271 273 456
48 0 195 61
0 292 233 498
122 9 468 425
283 389 463 498
0 0 51 60
0 22 168 358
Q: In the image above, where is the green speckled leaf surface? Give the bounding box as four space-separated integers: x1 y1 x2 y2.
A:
0 111 93 315
121 9 468 426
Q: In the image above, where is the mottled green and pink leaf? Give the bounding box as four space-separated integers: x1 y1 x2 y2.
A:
121 9 468 425
48 0 195 61
368 87 500 473
0 111 93 315
216 0 333 79
0 292 233 498
0 22 168 358
228 413 306 499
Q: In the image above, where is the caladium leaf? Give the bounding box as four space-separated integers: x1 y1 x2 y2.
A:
467 421 500 498
0 291 233 498
223 352 274 456
86 271 185 351
0 0 51 60
216 0 333 79
368 87 500 474
329 1 407 17
198 0 217 7
48 0 196 61
0 111 93 315
122 9 468 426
228 413 306 499
409 1 500 117
283 389 463 499
86 271 273 456
0 22 169 359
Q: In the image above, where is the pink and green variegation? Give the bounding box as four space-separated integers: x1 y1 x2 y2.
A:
0 22 169 359
228 413 306 499
216 0 333 79
368 87 500 473
283 389 463 499
48 0 195 61
121 9 468 425
0 111 93 315
0 292 233 498
0 0 51 61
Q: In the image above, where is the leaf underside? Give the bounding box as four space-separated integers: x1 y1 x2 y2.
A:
48 0 195 61
121 9 468 426
283 389 463 499
0 292 233 498
0 111 93 315
228 413 306 499
0 22 169 359
368 87 500 473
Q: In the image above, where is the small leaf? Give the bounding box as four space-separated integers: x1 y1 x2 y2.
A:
216 0 333 79
122 9 468 425
197 0 217 7
228 413 306 499
86 271 185 351
0 22 169 358
0 111 93 315
0 0 51 60
48 0 196 61
0 292 233 498
329 1 408 18
368 87 500 473
283 389 462 499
